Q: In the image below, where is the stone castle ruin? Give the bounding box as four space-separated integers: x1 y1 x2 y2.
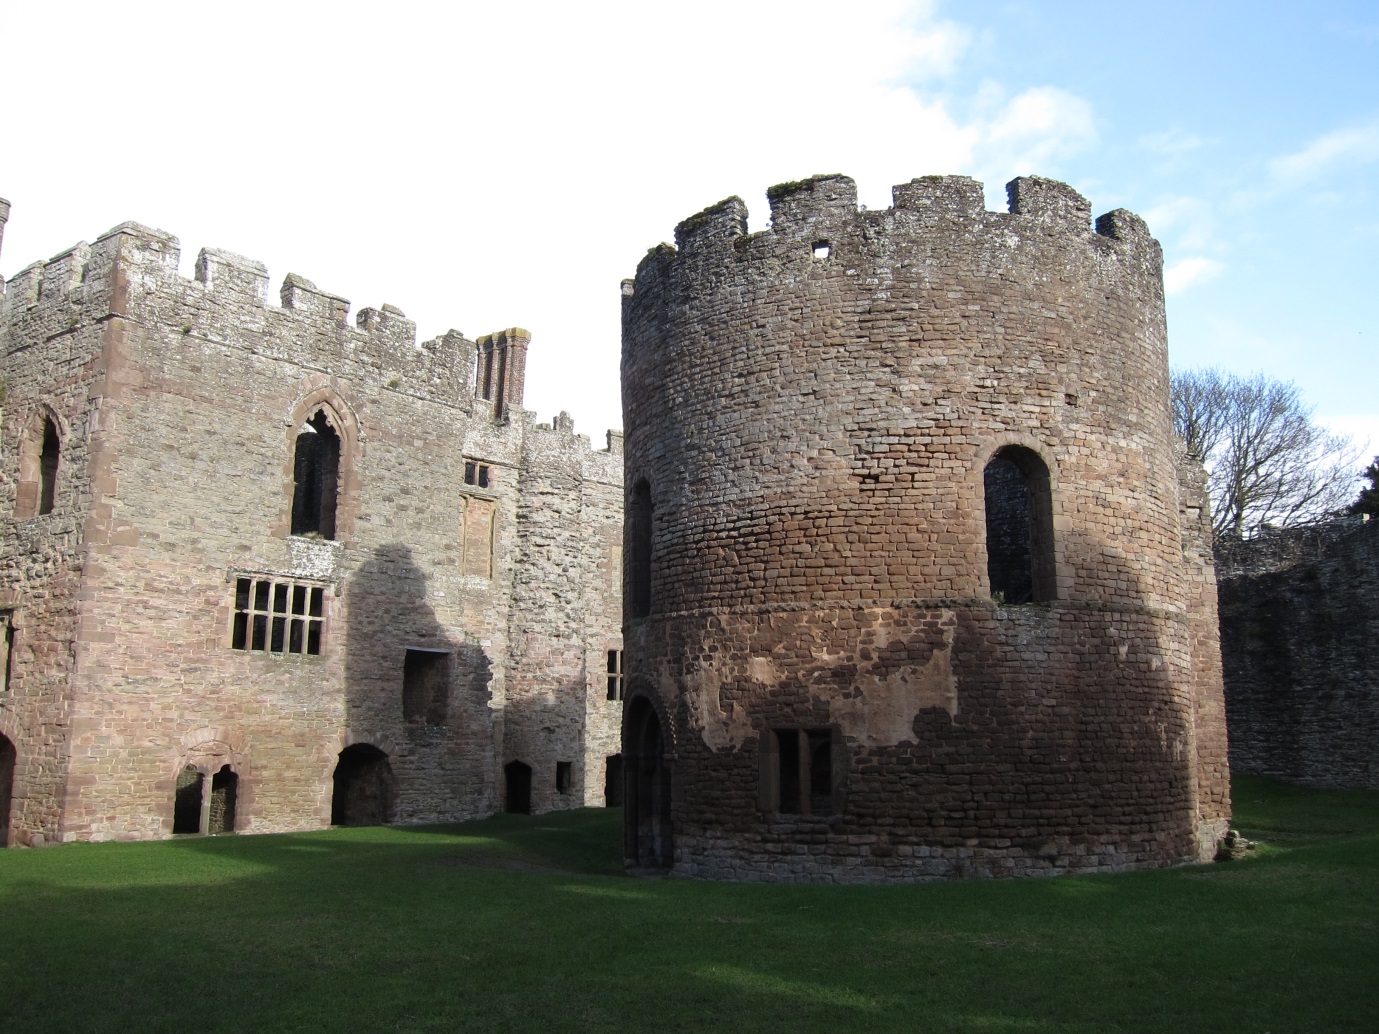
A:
0 197 625 845
619 174 1231 880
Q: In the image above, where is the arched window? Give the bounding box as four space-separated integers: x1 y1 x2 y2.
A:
983 445 1056 604
15 414 61 520
38 420 59 515
627 480 653 619
291 410 341 539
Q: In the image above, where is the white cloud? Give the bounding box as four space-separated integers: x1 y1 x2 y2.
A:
1138 129 1210 158
0 0 1105 437
1270 120 1379 187
974 86 1098 179
1164 257 1225 295
1142 196 1218 252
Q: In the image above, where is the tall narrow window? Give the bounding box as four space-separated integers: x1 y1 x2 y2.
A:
606 649 624 701
983 446 1056 604
15 414 61 520
291 411 341 539
556 761 573 795
38 419 59 515
627 480 653 619
0 612 13 695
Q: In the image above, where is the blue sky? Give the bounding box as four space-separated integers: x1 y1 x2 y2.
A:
1 1 1375 455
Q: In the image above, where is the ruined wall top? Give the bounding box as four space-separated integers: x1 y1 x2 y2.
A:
628 173 1160 299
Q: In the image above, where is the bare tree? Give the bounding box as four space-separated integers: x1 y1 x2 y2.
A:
1171 369 1363 539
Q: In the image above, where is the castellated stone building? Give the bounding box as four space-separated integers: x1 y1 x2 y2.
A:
620 174 1231 881
0 197 625 846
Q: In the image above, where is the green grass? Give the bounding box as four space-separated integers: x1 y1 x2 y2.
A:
2 774 1376 1033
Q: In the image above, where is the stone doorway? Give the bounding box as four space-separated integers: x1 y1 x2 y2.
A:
504 760 532 814
624 697 672 869
331 744 397 826
0 734 15 847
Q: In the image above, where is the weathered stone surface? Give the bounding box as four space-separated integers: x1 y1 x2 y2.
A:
620 173 1231 882
1216 517 1378 789
0 202 623 844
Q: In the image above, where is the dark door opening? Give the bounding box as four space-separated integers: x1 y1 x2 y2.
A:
624 698 672 869
0 734 15 847
209 765 238 834
604 754 624 807
173 765 204 834
332 744 397 826
505 760 532 814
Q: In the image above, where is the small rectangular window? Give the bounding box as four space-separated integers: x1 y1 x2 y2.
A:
766 727 840 817
556 761 572 794
402 649 450 725
606 649 624 701
231 576 326 656
463 460 492 488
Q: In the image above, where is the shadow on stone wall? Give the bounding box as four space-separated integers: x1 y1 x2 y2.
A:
338 543 493 825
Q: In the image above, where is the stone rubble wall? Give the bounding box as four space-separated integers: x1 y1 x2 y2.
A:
1216 517 1378 789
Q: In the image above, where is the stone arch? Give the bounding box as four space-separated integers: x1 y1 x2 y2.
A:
622 689 673 869
975 436 1062 603
331 743 396 826
279 386 364 543
14 404 68 520
0 732 15 847
171 733 249 836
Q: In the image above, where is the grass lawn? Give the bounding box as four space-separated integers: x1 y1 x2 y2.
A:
1 773 1376 1033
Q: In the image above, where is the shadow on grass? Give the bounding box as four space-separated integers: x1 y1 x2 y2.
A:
1 785 1377 1034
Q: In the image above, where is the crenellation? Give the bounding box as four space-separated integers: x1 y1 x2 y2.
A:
674 196 748 252
1005 176 1092 234
765 174 859 233
891 175 986 220
279 272 349 324
194 247 269 304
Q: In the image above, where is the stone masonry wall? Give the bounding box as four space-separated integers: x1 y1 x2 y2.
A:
1216 518 1378 789
0 205 623 844
621 174 1230 881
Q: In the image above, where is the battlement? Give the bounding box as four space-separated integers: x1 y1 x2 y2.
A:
628 172 1160 299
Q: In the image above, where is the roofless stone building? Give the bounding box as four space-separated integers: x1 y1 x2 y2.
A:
619 174 1230 881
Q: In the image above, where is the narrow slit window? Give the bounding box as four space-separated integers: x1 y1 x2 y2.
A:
628 480 653 619
606 649 624 701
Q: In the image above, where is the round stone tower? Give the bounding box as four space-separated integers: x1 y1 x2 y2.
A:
620 173 1230 881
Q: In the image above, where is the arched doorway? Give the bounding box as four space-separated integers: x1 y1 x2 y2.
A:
624 697 672 869
173 765 204 834
0 734 15 847
504 760 532 815
209 765 238 834
331 744 397 826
